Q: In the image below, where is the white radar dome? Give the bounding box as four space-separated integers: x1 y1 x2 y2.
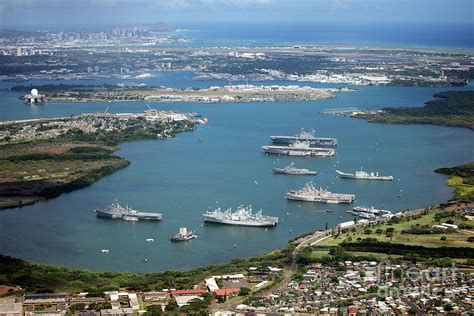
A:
31 89 39 96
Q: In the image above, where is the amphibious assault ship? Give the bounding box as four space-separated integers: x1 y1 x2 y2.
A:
263 141 335 157
286 182 355 204
273 162 317 175
336 168 393 180
203 205 279 227
271 129 338 146
94 200 163 221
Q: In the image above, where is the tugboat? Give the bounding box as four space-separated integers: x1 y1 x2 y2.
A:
272 162 317 175
170 227 197 242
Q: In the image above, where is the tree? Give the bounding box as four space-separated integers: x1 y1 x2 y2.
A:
440 236 447 241
145 305 163 316
239 287 251 296
164 300 178 312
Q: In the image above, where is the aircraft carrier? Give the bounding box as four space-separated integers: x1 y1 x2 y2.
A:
263 141 335 157
286 182 355 204
203 205 279 227
270 129 338 146
94 200 163 221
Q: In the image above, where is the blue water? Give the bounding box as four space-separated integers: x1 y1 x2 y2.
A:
0 75 473 273
181 22 474 50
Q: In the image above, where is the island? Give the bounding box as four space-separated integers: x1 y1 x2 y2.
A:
0 109 199 210
351 90 474 130
11 84 354 103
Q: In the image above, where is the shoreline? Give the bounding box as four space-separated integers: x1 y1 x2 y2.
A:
0 111 199 210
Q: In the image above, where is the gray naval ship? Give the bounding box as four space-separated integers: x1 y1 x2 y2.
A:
273 162 317 175
94 200 163 221
203 205 279 227
336 168 394 181
286 182 355 204
270 129 338 146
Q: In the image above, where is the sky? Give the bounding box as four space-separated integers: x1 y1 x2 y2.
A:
0 0 472 29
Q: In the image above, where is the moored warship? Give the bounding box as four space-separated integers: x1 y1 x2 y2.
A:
286 182 355 204
348 206 393 219
203 205 279 227
271 129 338 146
336 168 393 180
263 141 335 157
273 162 317 175
94 200 163 221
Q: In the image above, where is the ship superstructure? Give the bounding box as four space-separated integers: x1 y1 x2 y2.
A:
263 141 335 157
94 200 163 221
286 182 355 204
273 162 317 175
203 205 279 227
336 169 393 180
271 129 338 146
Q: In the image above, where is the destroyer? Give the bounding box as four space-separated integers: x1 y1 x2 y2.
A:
203 205 279 227
286 182 355 204
348 206 393 219
336 168 393 180
271 129 337 146
94 200 163 221
263 141 335 157
273 162 317 175
170 227 197 242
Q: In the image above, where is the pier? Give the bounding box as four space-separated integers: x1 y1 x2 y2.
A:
320 107 360 115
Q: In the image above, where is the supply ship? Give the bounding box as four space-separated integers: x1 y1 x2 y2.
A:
273 162 317 175
336 168 393 180
286 182 355 204
348 206 393 219
170 227 197 242
271 129 337 146
203 205 279 227
263 141 335 157
94 200 163 221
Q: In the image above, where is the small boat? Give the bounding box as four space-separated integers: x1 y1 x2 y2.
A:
146 238 155 242
100 249 110 253
171 227 197 242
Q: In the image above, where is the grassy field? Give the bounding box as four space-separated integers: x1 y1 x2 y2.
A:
435 162 474 203
0 141 129 209
317 211 474 249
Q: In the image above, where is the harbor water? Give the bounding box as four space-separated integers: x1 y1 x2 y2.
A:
0 75 472 272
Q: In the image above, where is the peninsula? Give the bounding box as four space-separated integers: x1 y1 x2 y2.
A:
12 84 354 103
0 109 199 209
351 90 474 130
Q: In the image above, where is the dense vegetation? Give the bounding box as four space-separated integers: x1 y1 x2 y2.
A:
0 119 196 210
435 162 474 202
355 90 474 129
339 239 474 259
0 246 292 293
